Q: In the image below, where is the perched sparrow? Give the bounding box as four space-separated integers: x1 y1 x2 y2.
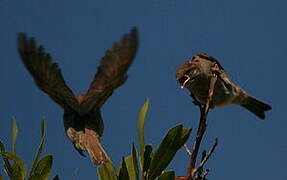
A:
176 53 271 119
17 28 138 164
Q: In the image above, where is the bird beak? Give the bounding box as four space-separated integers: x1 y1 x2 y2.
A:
179 75 191 89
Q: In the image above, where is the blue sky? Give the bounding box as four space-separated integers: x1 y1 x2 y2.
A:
0 0 286 179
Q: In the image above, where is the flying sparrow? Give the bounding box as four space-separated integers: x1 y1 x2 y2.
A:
17 28 138 164
176 53 271 119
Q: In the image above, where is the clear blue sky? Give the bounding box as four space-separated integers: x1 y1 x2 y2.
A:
0 0 286 179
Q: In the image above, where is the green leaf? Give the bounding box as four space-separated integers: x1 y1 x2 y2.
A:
29 119 46 177
148 125 191 180
138 99 149 164
0 151 23 164
143 144 152 177
119 145 141 180
40 119 46 137
132 144 140 180
0 151 26 180
181 128 191 144
11 117 18 155
28 155 53 180
0 140 13 177
118 157 130 180
124 156 136 180
97 161 117 180
158 171 175 180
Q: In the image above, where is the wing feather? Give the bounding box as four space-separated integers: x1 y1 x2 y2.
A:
81 27 138 113
17 33 80 112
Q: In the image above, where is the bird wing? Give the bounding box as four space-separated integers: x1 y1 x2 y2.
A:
196 53 225 70
18 33 80 112
80 27 138 114
197 52 234 88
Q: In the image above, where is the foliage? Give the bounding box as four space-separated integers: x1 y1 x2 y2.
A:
97 100 191 180
0 100 191 180
0 119 58 180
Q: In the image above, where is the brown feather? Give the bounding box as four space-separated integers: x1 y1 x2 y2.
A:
80 27 138 114
17 33 80 113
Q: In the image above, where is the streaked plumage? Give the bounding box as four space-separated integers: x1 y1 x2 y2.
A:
176 53 271 119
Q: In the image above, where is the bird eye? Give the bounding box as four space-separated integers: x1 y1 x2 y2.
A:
194 59 199 62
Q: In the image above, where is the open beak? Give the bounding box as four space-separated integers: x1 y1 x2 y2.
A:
178 74 192 89
181 75 190 88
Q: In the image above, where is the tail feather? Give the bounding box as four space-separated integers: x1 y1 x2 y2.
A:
86 141 109 165
83 129 110 165
66 126 109 165
241 96 272 120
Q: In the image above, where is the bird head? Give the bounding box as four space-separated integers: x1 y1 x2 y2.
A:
176 53 223 89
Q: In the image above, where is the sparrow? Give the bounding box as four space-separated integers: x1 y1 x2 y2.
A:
17 27 138 164
176 53 271 119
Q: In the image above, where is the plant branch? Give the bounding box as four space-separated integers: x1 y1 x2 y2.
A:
184 144 192 156
194 138 218 176
186 71 218 180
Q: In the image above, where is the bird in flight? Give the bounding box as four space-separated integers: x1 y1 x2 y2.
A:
176 53 271 119
17 27 138 164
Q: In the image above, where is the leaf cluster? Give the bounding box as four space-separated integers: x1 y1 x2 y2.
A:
97 100 191 180
0 100 192 180
0 118 57 180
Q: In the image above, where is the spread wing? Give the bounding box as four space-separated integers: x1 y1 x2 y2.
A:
80 27 138 114
18 33 80 112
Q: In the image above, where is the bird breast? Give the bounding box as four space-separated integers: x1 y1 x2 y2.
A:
63 109 104 137
189 73 237 107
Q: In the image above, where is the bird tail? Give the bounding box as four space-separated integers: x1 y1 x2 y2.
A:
83 128 110 165
240 95 272 120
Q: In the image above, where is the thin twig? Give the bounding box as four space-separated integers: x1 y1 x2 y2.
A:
184 144 192 156
187 68 218 180
194 138 218 175
197 151 207 177
187 105 206 178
